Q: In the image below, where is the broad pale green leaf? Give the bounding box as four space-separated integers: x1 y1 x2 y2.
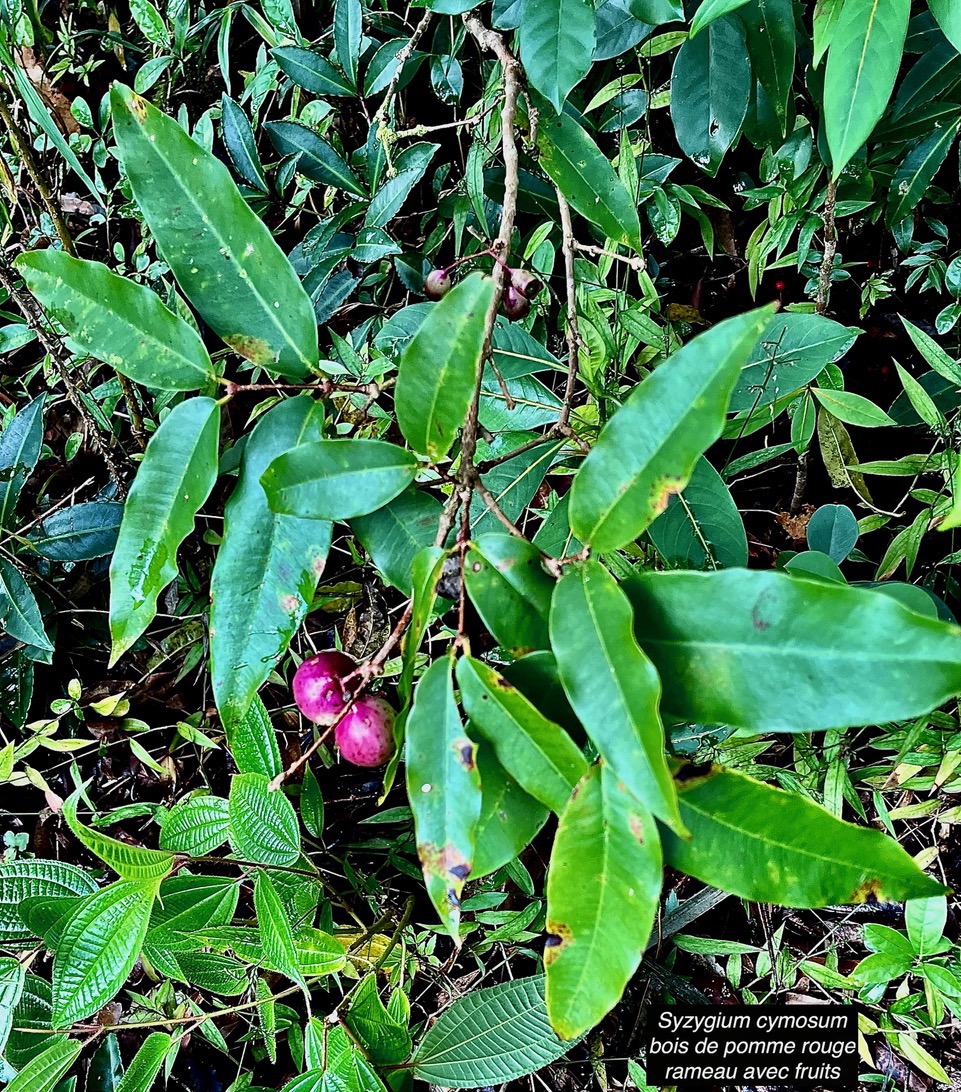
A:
395 273 495 460
63 786 175 881
412 975 572 1087
623 568 961 732
812 0 843 67
5 1037 82 1092
662 763 946 905
223 695 282 779
350 486 443 593
458 657 586 813
265 121 366 196
739 0 795 130
536 110 642 250
0 559 52 652
261 439 417 521
671 15 750 173
647 455 747 569
570 308 772 552
211 397 330 729
545 764 662 1040
27 501 123 562
405 654 481 941
109 397 220 664
254 871 304 988
115 1033 172 1092
628 0 683 22
471 745 549 879
519 0 596 112
824 0 910 177
0 394 45 529
110 83 318 377
550 563 681 831
0 957 24 1056
159 794 230 855
272 46 356 96
806 504 858 562
812 387 896 428
0 860 98 944
886 121 960 227
929 0 961 52
463 534 554 656
228 773 301 865
689 0 750 36
52 879 158 1026
15 251 216 391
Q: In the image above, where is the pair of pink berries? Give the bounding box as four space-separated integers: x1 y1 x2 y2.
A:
424 266 542 320
292 650 396 768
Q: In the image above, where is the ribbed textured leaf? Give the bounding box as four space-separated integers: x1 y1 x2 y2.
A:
63 786 175 881
0 860 98 943
159 795 230 855
0 957 25 1056
115 1033 171 1092
254 871 304 988
228 773 301 865
5 1037 82 1092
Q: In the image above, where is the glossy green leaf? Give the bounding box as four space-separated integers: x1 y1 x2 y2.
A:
221 94 267 191
824 0 910 177
0 560 52 652
52 879 158 1026
900 317 961 386
739 0 795 129
109 397 220 665
0 860 98 944
15 251 216 391
536 110 642 250
464 533 554 655
115 1033 171 1092
662 763 946 906
228 773 301 865
689 0 750 36
929 0 961 52
519 0 596 112
405 654 481 941
812 0 843 67
27 501 123 562
272 46 355 96
63 786 175 882
886 121 960 227
111 83 318 377
261 439 417 521
624 568 961 732
254 871 304 988
159 795 230 855
570 308 772 552
812 387 896 428
301 766 325 839
5 1037 82 1092
86 1032 123 1092
350 486 443 593
457 656 587 813
471 745 549 879
0 395 45 529
334 0 361 85
0 957 24 1056
545 764 662 1040
550 562 681 831
211 397 330 728
396 273 495 460
265 121 366 196
412 975 572 1087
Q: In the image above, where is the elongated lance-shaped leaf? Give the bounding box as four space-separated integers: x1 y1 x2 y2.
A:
109 397 220 665
395 273 495 461
689 0 750 35
662 762 947 905
900 316 961 386
15 250 216 391
115 1033 172 1092
569 307 772 552
211 396 330 729
472 745 549 880
930 0 961 52
623 568 961 732
265 121 366 196
5 1037 83 1092
350 486 444 593
63 783 175 881
52 878 159 1027
545 763 662 1040
0 957 24 1057
254 871 305 989
824 0 910 178
886 121 960 228
0 559 52 652
110 83 318 377
0 394 45 529
550 562 683 833
405 653 481 942
518 0 596 112
457 656 587 813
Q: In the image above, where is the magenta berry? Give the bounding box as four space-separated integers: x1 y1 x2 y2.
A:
424 268 452 300
511 268 543 300
335 697 396 767
292 650 356 726
503 285 530 321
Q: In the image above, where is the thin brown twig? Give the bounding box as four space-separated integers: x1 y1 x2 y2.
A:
555 188 581 433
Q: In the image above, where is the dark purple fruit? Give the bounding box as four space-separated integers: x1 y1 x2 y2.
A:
424 268 452 300
511 268 543 300
503 285 531 321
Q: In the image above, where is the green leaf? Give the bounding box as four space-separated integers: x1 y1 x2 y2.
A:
689 0 750 36
535 110 642 250
806 504 858 562
27 501 124 562
671 15 750 173
824 0 910 177
109 397 220 665
115 1033 172 1092
519 0 596 112
900 316 961 386
272 46 355 96
739 0 795 130
223 695 282 779
569 308 772 552
254 871 305 988
463 533 554 656
623 568 961 732
15 251 216 391
334 0 361 85
412 975 572 1087
471 745 549 879
812 0 843 67
346 976 411 1066
350 486 443 593
86 1033 123 1092
63 786 175 882
886 121 959 227
265 121 366 196
110 83 317 377
929 0 961 52
905 896 947 958
628 0 683 23
301 766 325 839
457 656 587 813
894 361 947 431
221 95 268 191
545 763 662 1040
0 957 25 1057
395 273 495 460
405 654 481 941
5 1037 83 1092
0 559 52 652
0 394 45 529
159 795 230 855
812 387 896 428
550 562 682 832
261 439 417 521
0 860 98 944
228 772 301 865
661 763 946 906
52 879 158 1026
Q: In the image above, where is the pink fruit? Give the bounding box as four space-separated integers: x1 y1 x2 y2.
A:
335 697 396 767
503 285 530 321
293 650 357 726
424 268 452 300
510 268 543 300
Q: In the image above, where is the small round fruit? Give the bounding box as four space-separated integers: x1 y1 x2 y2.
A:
335 697 396 767
424 268 452 300
503 285 530 321
293 650 356 726
511 268 543 300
